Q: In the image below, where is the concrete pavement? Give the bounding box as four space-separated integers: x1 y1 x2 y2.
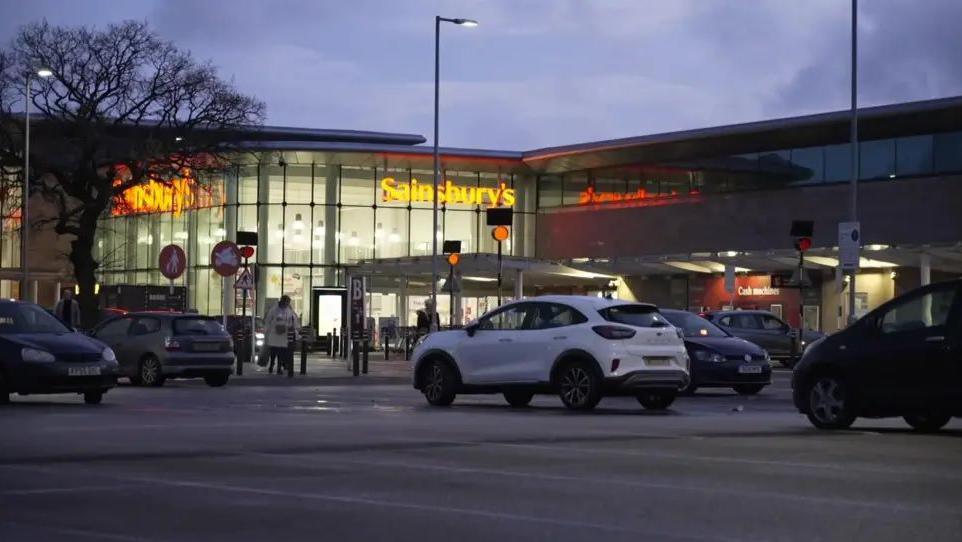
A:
1 373 960 542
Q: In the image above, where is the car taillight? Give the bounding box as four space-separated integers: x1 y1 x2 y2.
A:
164 337 181 351
592 325 636 340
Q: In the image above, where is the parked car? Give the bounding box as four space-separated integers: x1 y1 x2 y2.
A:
412 295 690 411
793 279 961 432
660 309 771 395
0 300 118 404
704 310 824 367
91 313 234 387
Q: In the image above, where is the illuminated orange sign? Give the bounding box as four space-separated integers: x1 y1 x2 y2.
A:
112 171 223 217
578 185 699 205
381 177 515 207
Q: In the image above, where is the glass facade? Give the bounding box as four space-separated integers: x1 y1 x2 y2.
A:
97 160 535 328
537 130 962 208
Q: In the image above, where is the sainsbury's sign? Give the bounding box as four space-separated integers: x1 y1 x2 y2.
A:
112 170 223 217
381 177 515 207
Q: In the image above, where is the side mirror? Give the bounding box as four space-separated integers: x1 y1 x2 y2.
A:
465 322 480 337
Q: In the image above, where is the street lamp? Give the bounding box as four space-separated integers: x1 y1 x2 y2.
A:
22 66 53 302
431 16 477 330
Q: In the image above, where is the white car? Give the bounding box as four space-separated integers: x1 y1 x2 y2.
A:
412 295 690 411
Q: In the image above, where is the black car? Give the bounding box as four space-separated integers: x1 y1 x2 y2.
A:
0 300 118 404
793 279 962 432
704 310 824 367
661 309 772 395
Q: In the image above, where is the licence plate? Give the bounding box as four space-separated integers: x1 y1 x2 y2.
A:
739 365 762 374
645 357 672 367
194 343 222 352
68 366 101 377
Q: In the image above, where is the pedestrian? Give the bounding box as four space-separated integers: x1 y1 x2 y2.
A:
415 298 440 336
53 288 81 329
264 295 299 375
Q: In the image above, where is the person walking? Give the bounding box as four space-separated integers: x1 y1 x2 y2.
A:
264 295 299 376
415 298 440 337
53 288 81 329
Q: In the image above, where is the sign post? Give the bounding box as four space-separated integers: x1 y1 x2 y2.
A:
235 246 255 371
839 221 861 325
211 240 242 374
349 276 366 377
159 244 186 295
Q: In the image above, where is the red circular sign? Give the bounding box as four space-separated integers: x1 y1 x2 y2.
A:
239 245 255 259
211 241 242 277
159 244 187 280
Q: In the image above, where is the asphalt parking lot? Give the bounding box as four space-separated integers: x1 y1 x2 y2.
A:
2 371 961 542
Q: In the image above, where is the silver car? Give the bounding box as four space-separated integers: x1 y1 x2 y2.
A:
92 313 234 387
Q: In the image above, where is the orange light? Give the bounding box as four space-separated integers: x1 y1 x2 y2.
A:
447 253 460 266
492 226 509 242
111 169 224 217
381 177 515 207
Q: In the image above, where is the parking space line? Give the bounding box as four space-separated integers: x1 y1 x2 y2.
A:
0 484 134 496
1 521 154 541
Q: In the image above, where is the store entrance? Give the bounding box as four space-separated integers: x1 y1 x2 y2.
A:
312 287 346 351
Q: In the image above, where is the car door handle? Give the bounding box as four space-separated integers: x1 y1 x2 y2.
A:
498 338 513 343
925 336 945 343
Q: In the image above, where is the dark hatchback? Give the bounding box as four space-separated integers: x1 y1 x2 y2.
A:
0 300 118 404
661 309 771 395
793 279 962 432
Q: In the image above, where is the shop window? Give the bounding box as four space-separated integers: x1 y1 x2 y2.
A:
824 143 852 182
934 131 962 173
860 139 895 179
896 135 934 176
537 175 563 208
283 267 311 325
264 165 284 204
563 174 589 205
410 209 439 257
284 205 311 265
375 208 409 259
444 210 475 254
341 166 376 206
409 169 437 210
313 163 334 205
379 167 411 208
264 205 285 264
285 165 312 204
238 165 258 204
339 207 374 263
790 147 824 183
312 205 337 265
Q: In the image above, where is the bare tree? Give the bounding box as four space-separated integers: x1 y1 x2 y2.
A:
0 21 264 326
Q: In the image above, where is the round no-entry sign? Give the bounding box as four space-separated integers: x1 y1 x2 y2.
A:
211 241 242 277
159 244 187 280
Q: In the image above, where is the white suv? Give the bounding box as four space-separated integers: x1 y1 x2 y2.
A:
412 295 690 411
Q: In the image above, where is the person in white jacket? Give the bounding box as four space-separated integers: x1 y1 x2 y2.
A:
263 295 300 375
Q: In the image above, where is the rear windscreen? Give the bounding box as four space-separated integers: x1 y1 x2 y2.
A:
173 318 226 336
599 305 670 328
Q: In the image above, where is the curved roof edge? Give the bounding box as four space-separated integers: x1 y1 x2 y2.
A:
239 125 426 145
234 140 523 159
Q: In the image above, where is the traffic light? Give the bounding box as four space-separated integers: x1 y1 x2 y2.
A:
794 237 812 252
446 252 460 266
491 225 510 242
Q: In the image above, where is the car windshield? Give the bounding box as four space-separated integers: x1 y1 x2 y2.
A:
173 317 226 336
599 304 671 328
0 303 71 334
661 311 729 338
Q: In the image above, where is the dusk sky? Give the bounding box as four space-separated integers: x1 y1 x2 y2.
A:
2 0 961 150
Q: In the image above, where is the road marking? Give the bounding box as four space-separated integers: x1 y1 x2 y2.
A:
1 521 154 541
239 451 961 516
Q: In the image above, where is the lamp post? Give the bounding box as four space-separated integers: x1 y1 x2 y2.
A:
431 16 477 331
22 67 53 302
847 0 859 324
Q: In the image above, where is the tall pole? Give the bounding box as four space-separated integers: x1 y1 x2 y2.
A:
847 0 859 324
21 75 31 302
430 15 441 332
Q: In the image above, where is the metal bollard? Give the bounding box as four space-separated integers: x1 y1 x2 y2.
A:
352 340 360 376
327 332 333 356
300 337 307 375
362 339 369 374
384 335 390 361
404 335 412 361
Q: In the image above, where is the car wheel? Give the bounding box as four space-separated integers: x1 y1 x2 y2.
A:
83 390 104 405
503 389 535 408
139 356 165 388
557 361 602 411
733 384 765 396
679 377 698 396
805 375 856 430
204 373 230 387
421 360 456 407
903 412 952 433
636 391 677 410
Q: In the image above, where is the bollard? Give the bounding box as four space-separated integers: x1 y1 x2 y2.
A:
342 331 349 360
352 340 360 376
384 335 390 361
300 337 307 375
404 335 412 361
327 332 334 356
362 339 369 374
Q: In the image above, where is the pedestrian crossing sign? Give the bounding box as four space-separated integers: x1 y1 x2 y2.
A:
234 268 254 290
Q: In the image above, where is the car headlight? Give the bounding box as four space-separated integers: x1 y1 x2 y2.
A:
693 349 724 363
102 347 117 363
22 347 55 363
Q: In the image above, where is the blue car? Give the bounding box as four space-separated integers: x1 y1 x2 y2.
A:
660 309 772 395
0 300 118 404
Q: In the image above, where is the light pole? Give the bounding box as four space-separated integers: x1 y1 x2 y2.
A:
22 67 53 302
847 0 859 324
431 16 477 330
